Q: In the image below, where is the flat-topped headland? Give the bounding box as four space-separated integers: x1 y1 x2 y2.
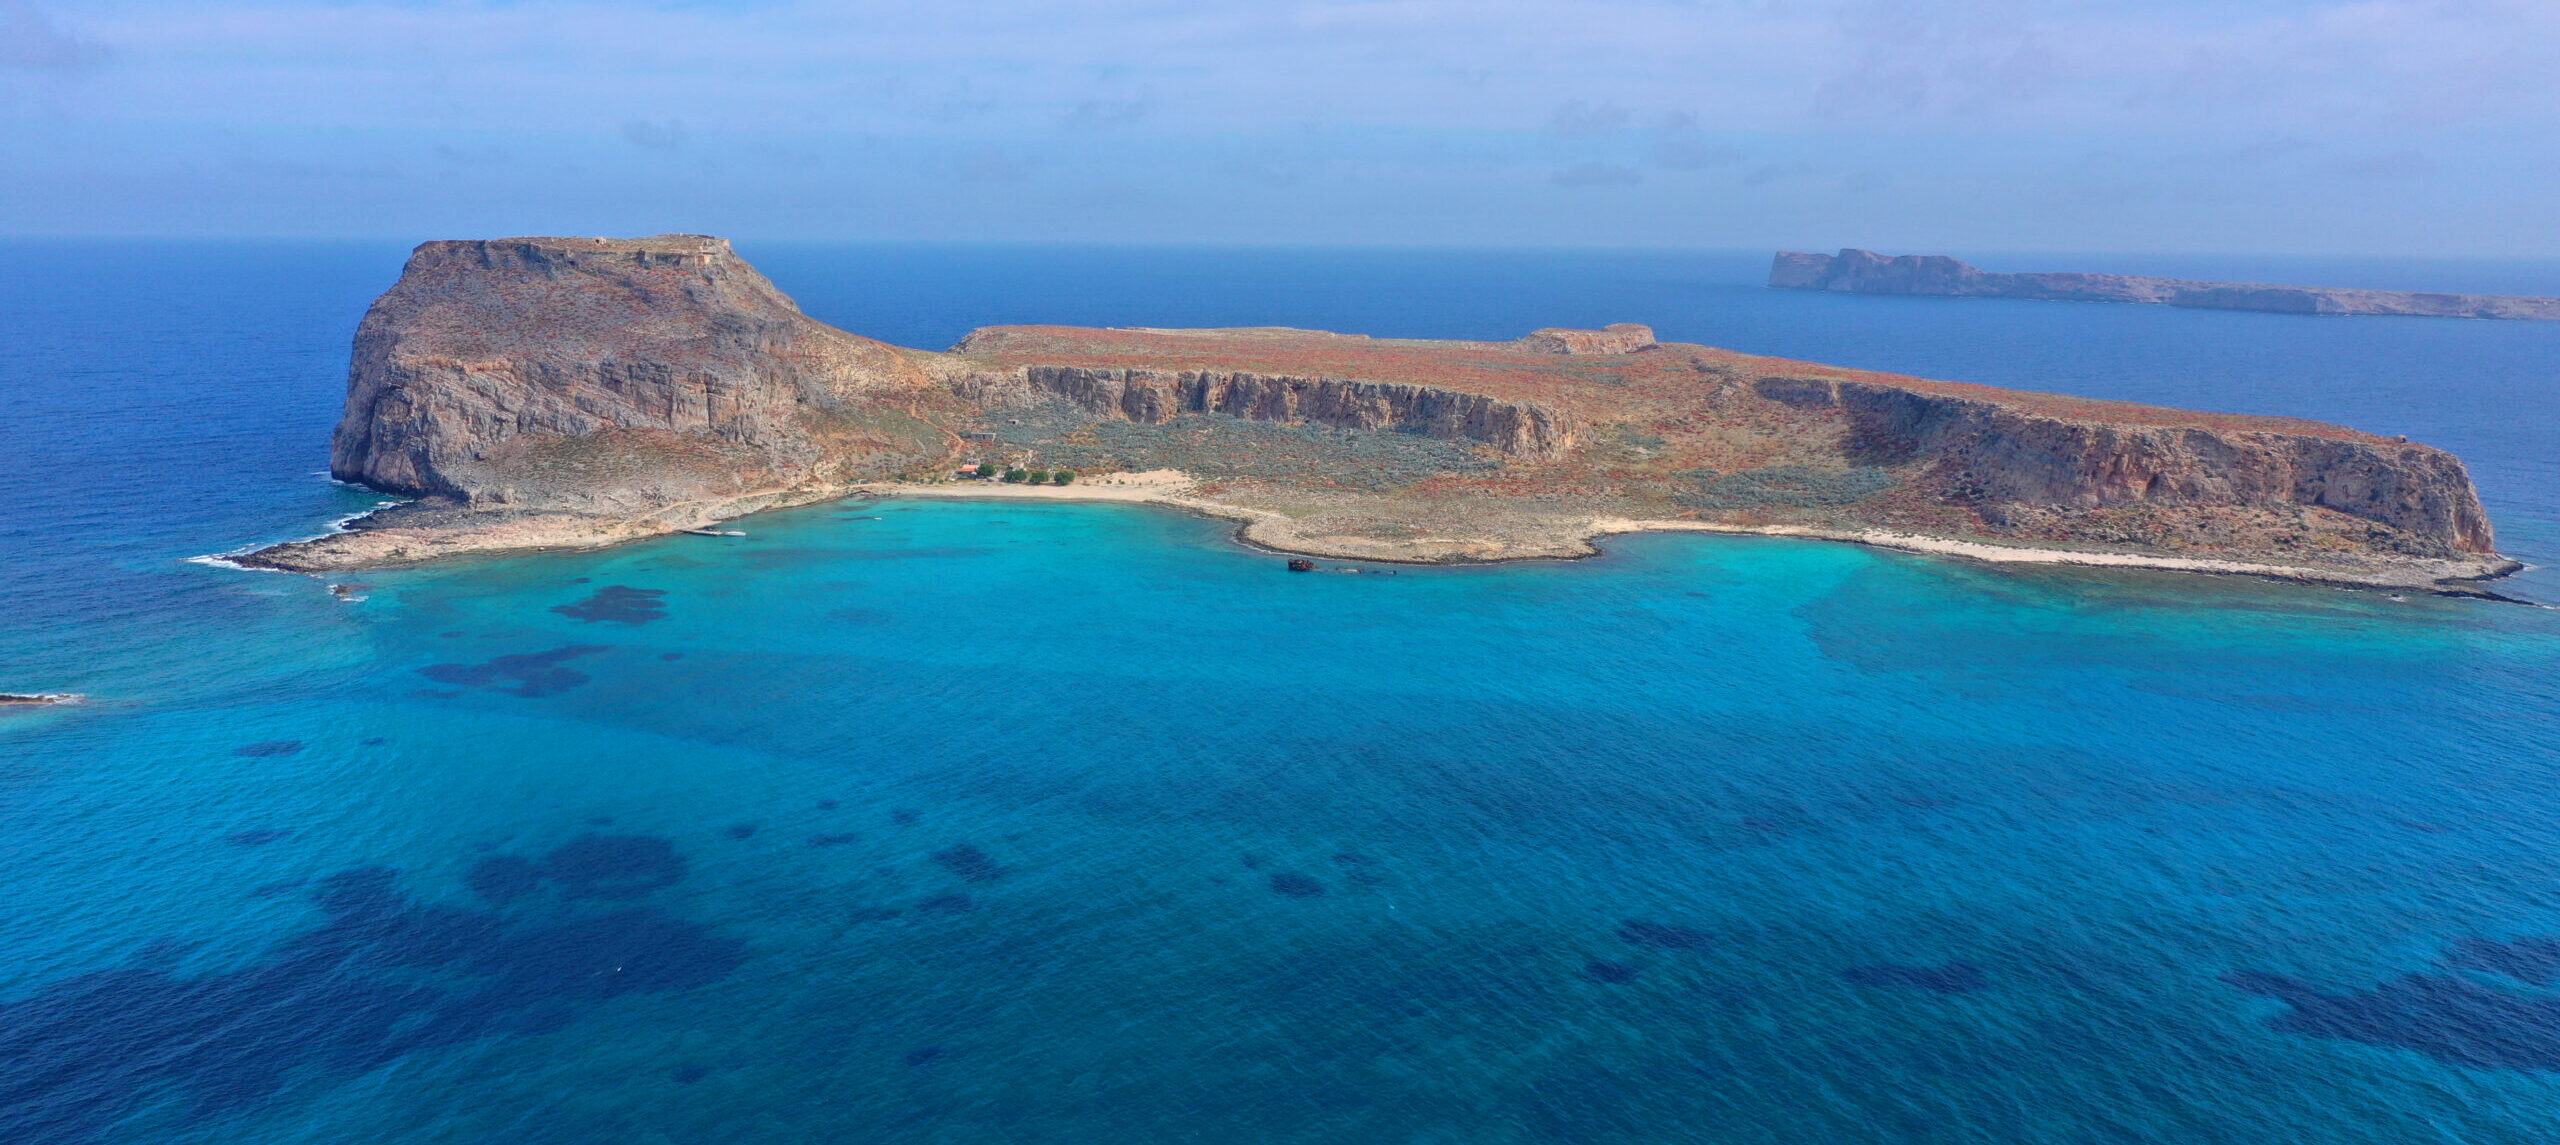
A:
238 235 2516 592
1773 249 2560 321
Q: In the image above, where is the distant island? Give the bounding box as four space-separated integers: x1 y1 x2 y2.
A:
1772 249 2560 321
235 236 2515 593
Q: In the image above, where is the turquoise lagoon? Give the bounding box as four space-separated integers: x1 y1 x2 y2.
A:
4 244 2560 1143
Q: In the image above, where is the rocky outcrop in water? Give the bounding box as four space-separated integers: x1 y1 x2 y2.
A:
243 234 2510 589
1772 249 2560 321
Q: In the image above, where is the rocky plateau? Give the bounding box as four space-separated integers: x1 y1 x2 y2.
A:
1773 249 2560 321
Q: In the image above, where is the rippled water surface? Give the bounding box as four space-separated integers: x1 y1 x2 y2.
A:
3 244 2559 1143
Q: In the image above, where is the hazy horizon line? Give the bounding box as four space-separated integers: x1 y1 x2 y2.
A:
10 234 2560 267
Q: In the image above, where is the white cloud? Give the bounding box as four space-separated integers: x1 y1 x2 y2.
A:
953 144 1031 183
4 0 2555 249
1550 99 1632 138
1060 95 1151 130
1550 161 1641 187
621 119 687 149
48 0 2560 135
1647 112 1738 170
0 1 110 71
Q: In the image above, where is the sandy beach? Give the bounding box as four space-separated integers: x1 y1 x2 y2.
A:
862 472 2520 595
237 469 2520 595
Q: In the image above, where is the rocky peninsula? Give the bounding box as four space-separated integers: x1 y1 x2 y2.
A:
1772 249 2560 321
239 235 2516 592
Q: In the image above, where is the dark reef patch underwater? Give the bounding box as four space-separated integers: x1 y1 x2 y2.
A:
417 645 611 697
5 245 2560 1143
929 843 1004 882
0 856 743 1144
230 740 303 758
2228 933 2560 1072
1268 871 1327 898
1581 959 1640 984
550 586 668 626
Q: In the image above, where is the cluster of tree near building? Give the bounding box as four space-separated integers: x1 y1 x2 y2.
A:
965 462 1076 485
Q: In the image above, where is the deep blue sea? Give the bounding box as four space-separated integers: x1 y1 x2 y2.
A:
4 244 2559 1144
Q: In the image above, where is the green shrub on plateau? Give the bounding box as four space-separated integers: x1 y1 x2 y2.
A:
1672 465 1898 511
975 395 1496 491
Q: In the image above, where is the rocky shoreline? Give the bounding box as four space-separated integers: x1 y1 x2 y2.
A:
246 469 2522 597
234 486 854 573
239 235 2517 595
897 482 2521 595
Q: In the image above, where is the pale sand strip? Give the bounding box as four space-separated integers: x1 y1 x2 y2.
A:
863 469 1205 506
241 468 2516 594
1587 518 2455 587
868 474 2513 592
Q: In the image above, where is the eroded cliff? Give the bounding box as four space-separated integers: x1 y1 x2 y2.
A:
243 235 2512 590
1776 377 2496 552
951 363 1569 459
329 235 951 511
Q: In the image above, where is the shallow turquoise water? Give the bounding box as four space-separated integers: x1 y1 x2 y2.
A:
5 245 2560 1143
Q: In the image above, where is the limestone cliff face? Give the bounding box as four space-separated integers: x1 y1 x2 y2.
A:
966 365 1572 459
1759 377 2498 553
330 235 946 513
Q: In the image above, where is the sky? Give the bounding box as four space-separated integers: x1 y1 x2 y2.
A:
3 0 2557 254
